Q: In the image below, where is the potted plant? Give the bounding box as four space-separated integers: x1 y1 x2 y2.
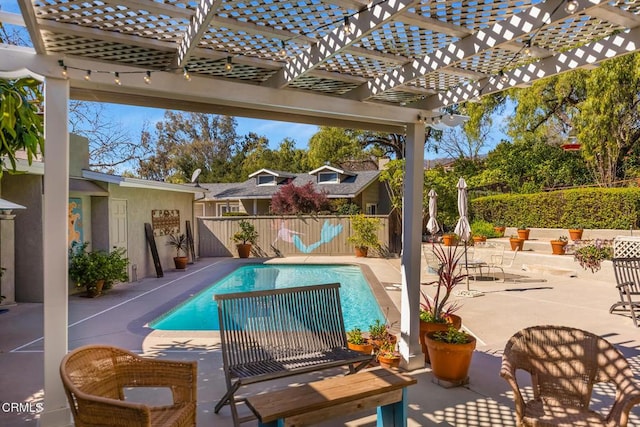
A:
167 233 189 269
425 325 476 386
568 225 584 241
419 244 465 363
471 220 499 244
493 222 506 237
517 225 530 240
573 239 614 273
550 235 568 255
368 317 397 351
232 220 258 258
346 328 373 355
69 243 129 297
509 235 524 251
347 214 381 257
376 340 401 369
442 232 458 247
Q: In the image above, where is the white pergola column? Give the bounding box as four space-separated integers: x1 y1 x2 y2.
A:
39 77 72 426
399 122 425 370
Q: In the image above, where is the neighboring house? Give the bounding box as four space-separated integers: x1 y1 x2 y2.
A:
3 134 200 302
195 164 392 217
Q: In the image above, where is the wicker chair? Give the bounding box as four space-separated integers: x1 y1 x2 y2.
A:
60 345 197 427
501 325 640 427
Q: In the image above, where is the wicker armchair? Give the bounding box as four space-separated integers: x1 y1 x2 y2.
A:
501 326 640 427
60 345 197 427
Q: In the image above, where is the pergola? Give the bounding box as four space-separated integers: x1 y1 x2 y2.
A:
2 0 640 424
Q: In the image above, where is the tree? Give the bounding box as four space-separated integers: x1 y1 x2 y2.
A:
271 182 330 214
0 78 44 175
138 112 243 182
69 101 151 174
307 127 367 168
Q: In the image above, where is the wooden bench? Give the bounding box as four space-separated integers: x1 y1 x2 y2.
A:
246 367 417 427
214 283 374 426
612 258 640 327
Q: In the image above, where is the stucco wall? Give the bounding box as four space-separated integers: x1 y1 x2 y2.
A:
3 174 44 302
107 185 194 279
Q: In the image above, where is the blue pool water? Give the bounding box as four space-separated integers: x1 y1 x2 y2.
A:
149 264 386 331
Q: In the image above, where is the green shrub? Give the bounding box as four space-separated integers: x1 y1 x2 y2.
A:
470 220 500 238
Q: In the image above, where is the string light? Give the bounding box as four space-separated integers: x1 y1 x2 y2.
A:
114 72 121 85
524 39 532 56
183 67 191 81
144 70 151 84
498 70 508 84
84 70 91 81
564 0 579 14
279 40 288 58
225 56 233 72
342 16 351 35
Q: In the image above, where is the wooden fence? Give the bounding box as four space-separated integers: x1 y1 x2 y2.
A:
198 215 398 257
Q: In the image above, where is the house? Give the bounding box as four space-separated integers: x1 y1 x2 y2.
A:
195 164 392 217
3 134 201 302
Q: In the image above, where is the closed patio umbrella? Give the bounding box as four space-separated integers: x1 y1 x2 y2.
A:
426 189 440 237
454 178 474 292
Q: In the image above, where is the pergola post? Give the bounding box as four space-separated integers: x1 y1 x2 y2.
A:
399 122 425 370
39 76 72 426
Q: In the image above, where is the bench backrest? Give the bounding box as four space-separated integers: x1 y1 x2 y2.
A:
613 258 640 293
215 283 348 370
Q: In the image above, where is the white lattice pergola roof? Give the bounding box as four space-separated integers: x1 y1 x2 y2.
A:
4 0 640 129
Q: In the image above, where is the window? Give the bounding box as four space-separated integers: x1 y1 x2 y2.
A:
366 204 377 215
257 175 276 185
218 203 240 216
318 172 339 183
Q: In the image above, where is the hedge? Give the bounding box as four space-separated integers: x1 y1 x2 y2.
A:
471 188 640 229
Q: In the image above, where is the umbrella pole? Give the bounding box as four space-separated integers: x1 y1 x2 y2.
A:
464 241 470 290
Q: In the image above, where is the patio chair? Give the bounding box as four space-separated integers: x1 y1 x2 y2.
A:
501 325 640 427
60 345 197 427
611 257 640 327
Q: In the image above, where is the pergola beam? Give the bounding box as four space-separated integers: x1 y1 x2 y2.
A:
416 27 640 109
344 0 604 101
176 0 224 67
16 0 46 53
263 0 421 89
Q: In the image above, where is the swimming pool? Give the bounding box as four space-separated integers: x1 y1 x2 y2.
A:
149 264 386 331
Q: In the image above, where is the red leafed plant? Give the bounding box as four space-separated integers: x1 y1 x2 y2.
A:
270 181 330 215
420 244 466 323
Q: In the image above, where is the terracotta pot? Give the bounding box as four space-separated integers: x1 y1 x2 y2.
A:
236 243 252 258
472 236 486 245
425 332 476 385
569 229 584 241
371 334 397 352
442 235 457 246
377 354 400 369
517 229 530 240
419 314 462 363
550 240 567 255
347 341 373 355
509 238 524 251
493 226 506 237
354 246 368 257
86 279 105 298
173 256 188 269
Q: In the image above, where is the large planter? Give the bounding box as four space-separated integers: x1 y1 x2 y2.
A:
550 240 567 255
425 332 476 385
377 354 400 369
236 244 252 258
442 235 457 246
173 256 188 269
86 280 105 298
517 229 530 240
509 238 524 251
569 229 584 241
419 314 462 363
347 340 373 355
354 246 368 257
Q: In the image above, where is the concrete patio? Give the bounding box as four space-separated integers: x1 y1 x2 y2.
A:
1 247 639 426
